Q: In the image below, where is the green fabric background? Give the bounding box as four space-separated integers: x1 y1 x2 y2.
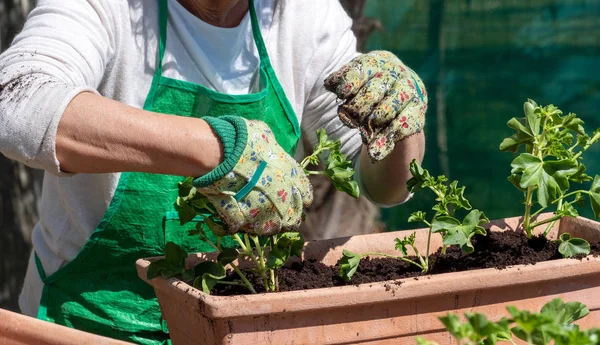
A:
363 0 600 230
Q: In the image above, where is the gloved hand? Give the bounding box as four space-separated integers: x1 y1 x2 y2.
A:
324 50 428 162
194 116 313 236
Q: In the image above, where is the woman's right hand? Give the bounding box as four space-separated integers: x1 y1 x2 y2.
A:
194 116 313 236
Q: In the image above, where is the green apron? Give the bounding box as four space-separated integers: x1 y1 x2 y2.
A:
34 0 300 343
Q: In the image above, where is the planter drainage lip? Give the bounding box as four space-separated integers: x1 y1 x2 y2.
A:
136 254 600 320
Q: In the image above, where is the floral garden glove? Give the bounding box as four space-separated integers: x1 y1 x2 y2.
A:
194 116 313 236
324 50 428 162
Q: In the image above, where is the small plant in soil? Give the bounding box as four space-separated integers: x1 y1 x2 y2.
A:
500 99 600 257
147 129 360 294
339 159 488 281
416 298 598 345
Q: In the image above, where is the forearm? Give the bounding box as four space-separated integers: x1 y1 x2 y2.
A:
359 131 425 205
56 92 223 176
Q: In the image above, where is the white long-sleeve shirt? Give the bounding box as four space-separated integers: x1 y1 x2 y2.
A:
1 0 363 316
0 0 382 316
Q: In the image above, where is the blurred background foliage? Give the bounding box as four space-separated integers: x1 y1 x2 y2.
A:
363 0 600 230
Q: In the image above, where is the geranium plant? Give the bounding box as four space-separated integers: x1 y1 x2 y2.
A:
147 129 360 294
339 160 488 280
417 298 598 345
500 99 600 257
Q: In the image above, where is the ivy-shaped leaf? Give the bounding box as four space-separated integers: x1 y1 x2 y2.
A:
557 233 591 258
193 262 226 294
147 242 189 280
499 117 535 153
541 298 589 325
431 210 488 254
339 250 361 282
217 248 239 266
589 175 600 219
267 232 304 269
510 154 578 207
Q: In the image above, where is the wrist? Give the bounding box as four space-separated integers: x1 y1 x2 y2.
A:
194 116 248 187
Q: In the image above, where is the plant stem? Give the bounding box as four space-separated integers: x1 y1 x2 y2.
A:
306 171 326 176
230 262 257 294
233 234 249 252
523 186 535 237
361 252 424 271
528 214 563 231
250 235 271 291
216 281 246 286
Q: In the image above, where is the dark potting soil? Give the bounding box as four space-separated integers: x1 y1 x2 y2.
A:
211 230 600 296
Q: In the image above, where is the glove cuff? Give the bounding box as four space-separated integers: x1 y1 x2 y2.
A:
193 116 248 188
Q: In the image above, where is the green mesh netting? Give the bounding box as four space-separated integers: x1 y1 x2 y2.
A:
364 0 600 231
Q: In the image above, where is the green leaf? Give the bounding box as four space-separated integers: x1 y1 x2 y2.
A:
431 210 488 254
324 150 360 199
176 198 197 225
499 117 535 152
408 211 426 223
589 175 600 219
407 159 430 192
447 181 472 210
193 262 226 294
466 313 512 343
570 164 593 183
177 177 194 198
508 173 525 192
541 298 590 325
558 232 591 258
165 242 188 266
557 203 579 219
217 248 239 266
147 242 189 280
339 250 361 282
524 100 541 136
287 233 305 258
439 314 471 340
202 215 227 237
316 128 328 147
267 245 289 269
181 268 195 281
415 337 438 345
511 154 578 207
508 306 555 344
394 233 415 256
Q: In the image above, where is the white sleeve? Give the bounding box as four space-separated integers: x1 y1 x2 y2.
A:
301 0 408 207
0 0 120 175
301 0 361 164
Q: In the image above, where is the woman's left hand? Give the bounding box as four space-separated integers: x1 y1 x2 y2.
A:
324 50 428 162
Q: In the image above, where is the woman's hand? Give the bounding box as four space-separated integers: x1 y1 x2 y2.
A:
324 50 427 162
194 117 313 236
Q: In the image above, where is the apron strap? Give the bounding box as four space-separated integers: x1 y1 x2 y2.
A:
34 252 50 320
34 251 47 281
156 0 168 77
248 0 301 138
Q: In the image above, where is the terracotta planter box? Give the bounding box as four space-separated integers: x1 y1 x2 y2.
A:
0 308 133 345
136 214 600 345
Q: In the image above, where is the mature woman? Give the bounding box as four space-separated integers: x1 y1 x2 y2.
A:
0 0 426 343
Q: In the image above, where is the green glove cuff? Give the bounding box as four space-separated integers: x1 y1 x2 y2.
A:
193 116 248 188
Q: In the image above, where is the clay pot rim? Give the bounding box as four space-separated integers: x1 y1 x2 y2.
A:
136 214 600 319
